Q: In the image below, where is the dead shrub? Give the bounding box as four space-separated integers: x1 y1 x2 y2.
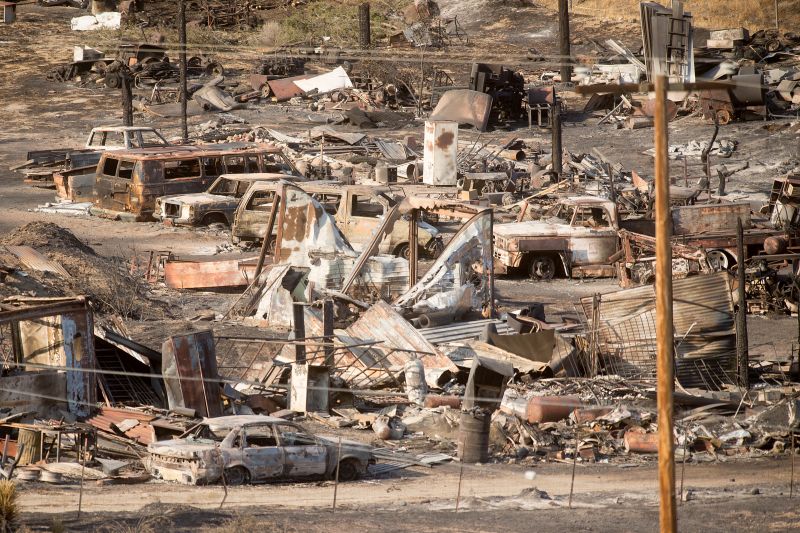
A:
0 480 19 533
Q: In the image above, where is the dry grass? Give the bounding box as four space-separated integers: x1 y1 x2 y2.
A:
542 0 800 31
0 481 19 533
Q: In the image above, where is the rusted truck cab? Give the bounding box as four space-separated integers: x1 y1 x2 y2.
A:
91 143 292 222
232 182 443 258
493 196 619 279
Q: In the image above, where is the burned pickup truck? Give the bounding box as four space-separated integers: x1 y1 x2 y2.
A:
145 415 374 485
494 195 795 282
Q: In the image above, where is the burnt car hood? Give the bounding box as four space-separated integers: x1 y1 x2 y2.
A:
148 438 218 458
317 435 374 453
161 193 235 206
494 219 614 238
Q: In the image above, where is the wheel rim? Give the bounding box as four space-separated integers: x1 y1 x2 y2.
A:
224 467 248 486
337 460 358 482
707 250 729 271
530 256 555 280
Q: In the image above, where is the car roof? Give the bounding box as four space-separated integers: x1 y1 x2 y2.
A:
91 126 162 132
561 196 617 210
214 173 304 182
202 415 292 431
104 142 283 161
248 180 389 194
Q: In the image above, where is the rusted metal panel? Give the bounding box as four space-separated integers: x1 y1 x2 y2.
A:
422 120 458 186
347 300 457 373
671 202 751 236
4 246 71 278
85 407 158 445
429 89 493 131
163 258 259 289
7 297 95 417
580 272 737 389
395 209 494 318
267 74 311 101
161 331 223 418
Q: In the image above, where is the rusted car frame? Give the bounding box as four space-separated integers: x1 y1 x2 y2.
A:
145 415 374 485
233 181 443 258
91 143 297 221
154 172 305 227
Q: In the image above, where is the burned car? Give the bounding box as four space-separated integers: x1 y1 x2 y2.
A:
154 172 305 227
233 182 444 258
145 415 375 485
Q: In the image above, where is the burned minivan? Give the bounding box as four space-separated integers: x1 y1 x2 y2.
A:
91 143 298 221
145 415 375 485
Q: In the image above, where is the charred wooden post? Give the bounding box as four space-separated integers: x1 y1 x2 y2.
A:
558 0 571 84
178 0 189 142
293 302 306 364
323 299 334 368
121 67 133 127
409 209 419 285
736 218 750 389
551 100 563 178
359 3 371 49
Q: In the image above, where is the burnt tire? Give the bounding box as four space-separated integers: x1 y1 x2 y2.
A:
336 458 361 482
223 466 250 486
394 243 411 260
529 255 556 280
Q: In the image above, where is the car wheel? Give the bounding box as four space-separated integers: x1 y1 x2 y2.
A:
707 250 730 271
529 255 556 280
223 466 250 486
336 458 361 482
394 243 411 260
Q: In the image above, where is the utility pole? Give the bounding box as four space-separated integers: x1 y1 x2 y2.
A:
653 74 677 533
575 77 734 533
558 0 571 84
178 0 188 143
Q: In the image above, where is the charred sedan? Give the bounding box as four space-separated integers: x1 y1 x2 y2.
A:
145 415 375 485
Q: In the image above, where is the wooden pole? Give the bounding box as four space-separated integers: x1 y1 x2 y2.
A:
178 0 188 143
358 3 371 49
409 209 419 286
654 74 677 533
568 429 578 508
775 0 779 31
77 436 87 519
332 437 342 513
736 218 749 389
558 0 571 84
455 460 464 512
551 100 563 178
323 298 335 367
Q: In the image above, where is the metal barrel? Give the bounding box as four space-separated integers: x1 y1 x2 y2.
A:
457 410 491 463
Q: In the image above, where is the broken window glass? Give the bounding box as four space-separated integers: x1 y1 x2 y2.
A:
163 159 201 180
351 194 385 218
573 206 611 228
225 156 245 173
243 424 278 447
201 157 224 178
139 130 168 148
118 160 135 180
275 425 317 446
208 177 237 195
245 190 275 211
102 157 119 177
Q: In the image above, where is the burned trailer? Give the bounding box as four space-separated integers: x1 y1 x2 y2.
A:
91 143 296 222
